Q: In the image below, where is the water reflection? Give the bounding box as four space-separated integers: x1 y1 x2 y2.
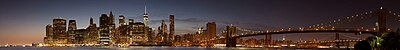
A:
0 46 344 50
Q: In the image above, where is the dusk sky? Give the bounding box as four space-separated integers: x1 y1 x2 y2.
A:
1 0 400 45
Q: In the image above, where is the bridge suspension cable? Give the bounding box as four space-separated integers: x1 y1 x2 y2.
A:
308 11 376 29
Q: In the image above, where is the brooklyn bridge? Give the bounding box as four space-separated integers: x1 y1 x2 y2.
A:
198 7 400 48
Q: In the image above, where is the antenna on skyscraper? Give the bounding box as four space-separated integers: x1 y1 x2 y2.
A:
145 6 147 14
143 0 149 26
144 0 148 14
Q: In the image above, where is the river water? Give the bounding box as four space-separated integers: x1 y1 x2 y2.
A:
0 46 345 50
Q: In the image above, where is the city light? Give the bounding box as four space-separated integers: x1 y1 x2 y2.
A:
1 0 399 50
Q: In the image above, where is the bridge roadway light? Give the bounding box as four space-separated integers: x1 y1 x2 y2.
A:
345 29 350 31
373 28 376 30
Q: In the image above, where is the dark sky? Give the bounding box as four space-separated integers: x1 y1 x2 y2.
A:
0 0 400 45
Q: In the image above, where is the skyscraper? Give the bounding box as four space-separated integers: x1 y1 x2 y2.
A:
90 17 94 25
206 22 216 39
52 17 67 44
109 11 115 25
169 15 174 41
74 29 88 44
67 20 77 44
143 6 149 26
130 22 149 43
161 20 168 42
46 24 53 37
68 20 77 31
128 19 134 26
98 11 117 45
100 14 109 25
99 14 111 45
86 17 98 44
116 15 130 44
119 15 126 26
44 24 53 44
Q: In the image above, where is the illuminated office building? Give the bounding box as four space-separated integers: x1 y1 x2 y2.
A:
169 15 174 41
206 22 216 39
74 29 88 44
52 17 67 44
143 6 149 26
128 19 134 26
44 24 54 44
161 20 168 42
98 11 116 45
119 15 126 26
67 20 77 44
115 15 131 44
130 22 149 43
86 17 98 44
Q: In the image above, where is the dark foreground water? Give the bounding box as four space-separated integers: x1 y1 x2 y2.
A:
0 46 345 50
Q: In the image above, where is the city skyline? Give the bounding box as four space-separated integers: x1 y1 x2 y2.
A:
1 0 400 45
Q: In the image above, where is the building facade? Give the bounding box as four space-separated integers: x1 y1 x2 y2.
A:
52 17 67 44
86 17 98 44
206 22 216 39
67 20 77 44
43 10 175 46
130 22 149 44
169 15 175 42
44 24 54 44
98 11 116 45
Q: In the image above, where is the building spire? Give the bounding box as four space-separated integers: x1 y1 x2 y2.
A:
110 10 113 14
144 0 148 15
90 17 93 25
144 6 148 15
143 3 149 26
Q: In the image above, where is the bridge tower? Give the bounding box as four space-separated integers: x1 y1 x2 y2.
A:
376 6 388 36
335 33 340 48
265 34 271 46
225 25 237 47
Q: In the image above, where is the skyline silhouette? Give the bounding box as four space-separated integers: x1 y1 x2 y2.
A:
1 0 400 45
